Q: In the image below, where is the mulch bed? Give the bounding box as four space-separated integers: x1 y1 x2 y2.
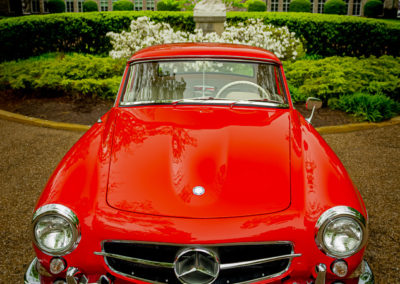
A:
0 92 359 127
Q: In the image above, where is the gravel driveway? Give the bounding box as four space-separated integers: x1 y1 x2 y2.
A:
0 119 398 283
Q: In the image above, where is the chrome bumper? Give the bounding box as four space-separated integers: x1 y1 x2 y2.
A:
24 257 112 284
315 259 374 284
24 258 40 284
25 257 374 284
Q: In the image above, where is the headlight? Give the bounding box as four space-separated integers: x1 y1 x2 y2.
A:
32 204 80 256
315 206 367 258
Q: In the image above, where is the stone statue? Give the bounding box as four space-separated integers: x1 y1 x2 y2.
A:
194 0 227 17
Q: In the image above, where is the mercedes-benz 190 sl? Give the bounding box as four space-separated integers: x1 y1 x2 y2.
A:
25 43 374 284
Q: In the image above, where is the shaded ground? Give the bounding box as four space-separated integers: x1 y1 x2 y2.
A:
0 92 358 127
0 119 398 283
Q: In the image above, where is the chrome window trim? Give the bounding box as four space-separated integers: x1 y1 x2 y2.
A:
119 99 287 108
95 240 300 284
128 56 280 65
314 206 368 258
32 204 80 256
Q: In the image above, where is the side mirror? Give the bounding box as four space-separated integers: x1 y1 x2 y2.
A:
305 97 322 124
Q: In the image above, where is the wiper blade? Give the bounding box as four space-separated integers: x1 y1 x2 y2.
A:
247 98 284 104
172 97 229 105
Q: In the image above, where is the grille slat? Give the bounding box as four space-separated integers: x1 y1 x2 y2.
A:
100 241 297 284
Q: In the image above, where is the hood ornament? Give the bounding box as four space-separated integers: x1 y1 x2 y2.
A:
174 248 220 284
193 186 205 196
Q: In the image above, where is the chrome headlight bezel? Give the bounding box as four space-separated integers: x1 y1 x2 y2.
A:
315 206 367 258
32 204 80 256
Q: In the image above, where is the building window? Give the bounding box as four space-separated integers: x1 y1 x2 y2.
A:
146 0 155 10
134 0 143 10
78 0 84 12
270 0 278 11
42 0 49 12
318 0 325 13
353 0 361 15
31 0 40 13
100 0 108 11
66 0 74 12
310 0 314 12
283 0 290 12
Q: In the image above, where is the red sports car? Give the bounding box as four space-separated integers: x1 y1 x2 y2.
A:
25 43 374 284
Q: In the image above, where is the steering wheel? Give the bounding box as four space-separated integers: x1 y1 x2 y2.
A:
215 81 271 100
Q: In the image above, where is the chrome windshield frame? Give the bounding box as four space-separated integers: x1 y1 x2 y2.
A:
117 58 289 108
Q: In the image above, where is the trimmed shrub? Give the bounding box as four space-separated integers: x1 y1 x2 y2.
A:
113 0 134 11
157 0 180 11
47 0 66 13
0 53 124 99
283 56 400 102
328 93 400 122
289 0 311 12
228 12 400 58
323 0 347 14
363 0 383 18
246 0 267 12
83 0 98 11
0 12 399 62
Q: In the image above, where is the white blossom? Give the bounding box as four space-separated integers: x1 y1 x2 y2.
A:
107 17 304 61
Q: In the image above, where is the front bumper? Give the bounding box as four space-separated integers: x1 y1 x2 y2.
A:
25 257 375 284
24 258 111 284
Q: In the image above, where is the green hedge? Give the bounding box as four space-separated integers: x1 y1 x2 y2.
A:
283 55 400 102
0 11 399 62
227 12 400 58
1 53 399 121
0 53 125 99
328 93 400 122
0 11 195 62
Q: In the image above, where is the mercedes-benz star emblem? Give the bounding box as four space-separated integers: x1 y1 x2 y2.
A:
174 248 220 284
193 186 205 196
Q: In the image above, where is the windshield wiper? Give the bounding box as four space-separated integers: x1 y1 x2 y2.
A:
229 98 288 108
172 97 229 105
247 98 285 104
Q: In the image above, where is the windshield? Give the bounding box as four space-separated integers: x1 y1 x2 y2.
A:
120 60 288 106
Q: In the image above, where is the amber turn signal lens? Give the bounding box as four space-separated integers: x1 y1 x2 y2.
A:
331 259 348 277
50 257 66 274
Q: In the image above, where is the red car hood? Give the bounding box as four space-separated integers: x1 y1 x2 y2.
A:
107 106 291 218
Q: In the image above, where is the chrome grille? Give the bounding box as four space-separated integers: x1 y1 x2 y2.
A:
95 241 300 284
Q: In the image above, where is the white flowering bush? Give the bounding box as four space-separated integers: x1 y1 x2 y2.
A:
107 17 304 61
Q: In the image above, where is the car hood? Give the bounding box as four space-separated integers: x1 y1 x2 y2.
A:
107 106 291 218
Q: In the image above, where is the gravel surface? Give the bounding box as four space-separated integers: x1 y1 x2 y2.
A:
0 119 398 283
